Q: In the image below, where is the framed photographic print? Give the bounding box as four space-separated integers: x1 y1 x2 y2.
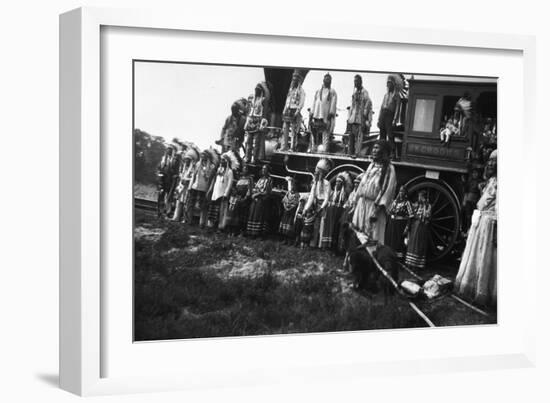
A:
60 7 537 396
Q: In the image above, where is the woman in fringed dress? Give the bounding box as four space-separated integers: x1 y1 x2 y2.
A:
320 172 351 250
404 190 432 269
385 185 414 259
246 164 272 237
454 150 497 308
278 177 301 244
225 164 253 236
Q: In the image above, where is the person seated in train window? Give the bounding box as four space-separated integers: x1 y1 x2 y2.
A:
378 74 402 158
347 74 372 158
461 168 482 234
244 82 271 164
404 190 432 270
280 72 306 152
217 100 246 154
309 73 338 153
301 158 332 248
440 117 459 147
278 177 301 244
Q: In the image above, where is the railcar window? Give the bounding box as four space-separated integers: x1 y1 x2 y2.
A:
412 98 436 132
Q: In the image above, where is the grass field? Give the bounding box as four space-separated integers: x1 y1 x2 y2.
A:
134 210 495 341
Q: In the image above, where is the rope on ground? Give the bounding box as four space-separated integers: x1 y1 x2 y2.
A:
353 229 436 328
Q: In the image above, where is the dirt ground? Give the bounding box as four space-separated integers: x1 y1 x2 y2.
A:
133 210 496 341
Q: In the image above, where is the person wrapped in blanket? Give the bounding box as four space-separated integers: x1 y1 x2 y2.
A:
185 149 216 227
171 145 200 222
351 140 397 245
224 164 254 236
217 100 247 154
309 73 338 153
278 177 301 244
454 150 497 308
206 151 239 231
300 158 332 248
319 171 351 251
246 164 273 238
384 185 414 260
404 189 432 269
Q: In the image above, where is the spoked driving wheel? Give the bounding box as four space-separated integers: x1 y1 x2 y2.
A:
407 181 460 262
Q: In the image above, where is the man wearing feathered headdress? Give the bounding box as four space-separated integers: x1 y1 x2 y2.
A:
302 158 333 248
218 101 246 154
244 81 271 164
310 73 338 153
378 74 403 159
347 74 372 157
171 145 200 222
206 152 236 230
351 140 397 244
280 71 306 152
186 150 216 225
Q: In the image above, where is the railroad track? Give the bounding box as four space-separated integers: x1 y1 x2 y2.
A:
353 230 493 328
134 197 157 212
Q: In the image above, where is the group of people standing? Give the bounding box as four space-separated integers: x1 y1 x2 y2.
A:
156 137 497 308
216 72 407 162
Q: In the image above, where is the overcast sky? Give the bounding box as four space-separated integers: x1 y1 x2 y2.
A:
134 62 494 150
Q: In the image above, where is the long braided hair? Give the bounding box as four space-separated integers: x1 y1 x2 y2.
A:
374 140 392 191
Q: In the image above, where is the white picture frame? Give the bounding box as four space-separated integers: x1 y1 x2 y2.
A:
60 6 537 396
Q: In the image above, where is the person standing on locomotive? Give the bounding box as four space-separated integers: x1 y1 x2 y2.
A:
347 74 373 157
351 140 396 244
206 152 235 230
280 72 306 152
244 82 270 164
246 164 273 237
186 150 215 226
309 73 337 153
218 101 246 154
378 74 401 159
454 150 497 308
302 158 332 248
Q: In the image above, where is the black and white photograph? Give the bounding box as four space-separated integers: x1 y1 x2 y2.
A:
133 61 498 341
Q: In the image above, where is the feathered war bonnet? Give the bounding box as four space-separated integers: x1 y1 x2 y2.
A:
204 147 220 167
386 74 404 92
336 171 353 194
221 150 241 171
315 158 333 174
